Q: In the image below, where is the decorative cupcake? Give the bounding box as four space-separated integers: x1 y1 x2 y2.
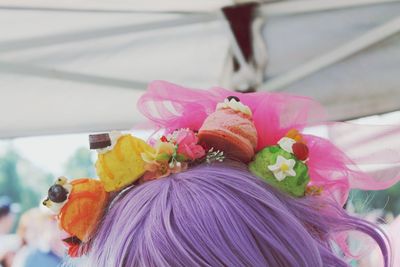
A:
198 96 257 163
90 131 155 192
249 129 310 197
43 177 108 256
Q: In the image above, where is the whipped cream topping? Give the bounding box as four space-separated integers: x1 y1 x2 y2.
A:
277 137 296 154
96 131 123 154
216 98 252 116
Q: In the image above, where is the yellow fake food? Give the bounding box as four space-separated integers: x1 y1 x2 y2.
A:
95 135 155 192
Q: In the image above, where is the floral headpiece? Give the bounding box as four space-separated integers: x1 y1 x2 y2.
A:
43 80 400 257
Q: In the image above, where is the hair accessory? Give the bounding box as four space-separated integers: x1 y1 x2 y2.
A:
43 177 72 214
138 81 400 205
198 96 257 163
91 131 155 192
249 129 311 197
43 178 108 257
43 80 400 258
141 128 207 181
205 148 225 164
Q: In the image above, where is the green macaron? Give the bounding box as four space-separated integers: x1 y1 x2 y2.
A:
249 145 310 197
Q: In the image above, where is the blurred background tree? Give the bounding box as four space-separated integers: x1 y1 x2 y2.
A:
0 148 49 231
0 149 44 213
0 145 95 232
63 147 95 178
0 150 21 201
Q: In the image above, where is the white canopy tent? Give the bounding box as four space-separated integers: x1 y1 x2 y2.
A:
0 0 399 138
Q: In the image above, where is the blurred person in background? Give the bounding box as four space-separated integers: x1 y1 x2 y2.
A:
0 235 21 267
0 196 21 267
0 196 17 235
12 208 64 267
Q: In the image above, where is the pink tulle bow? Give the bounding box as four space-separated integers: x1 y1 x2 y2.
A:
138 80 326 149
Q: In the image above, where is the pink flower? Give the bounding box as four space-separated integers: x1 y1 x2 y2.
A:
140 128 205 181
174 129 205 160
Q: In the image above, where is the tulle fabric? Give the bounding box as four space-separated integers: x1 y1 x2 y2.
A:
303 133 399 206
328 122 400 189
137 80 400 205
138 80 325 149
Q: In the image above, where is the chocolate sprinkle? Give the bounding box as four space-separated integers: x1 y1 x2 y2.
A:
227 96 240 102
89 133 111 149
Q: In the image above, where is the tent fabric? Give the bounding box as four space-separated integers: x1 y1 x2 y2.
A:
0 0 399 138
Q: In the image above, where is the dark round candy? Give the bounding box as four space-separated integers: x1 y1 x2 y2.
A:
227 96 240 102
48 184 68 203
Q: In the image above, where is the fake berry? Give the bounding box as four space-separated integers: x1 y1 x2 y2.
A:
48 184 68 203
292 142 309 161
227 96 240 102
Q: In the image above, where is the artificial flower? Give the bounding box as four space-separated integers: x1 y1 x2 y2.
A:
142 161 188 182
305 185 323 196
141 129 204 180
267 155 296 181
141 140 175 163
205 148 225 164
141 140 176 179
171 129 206 160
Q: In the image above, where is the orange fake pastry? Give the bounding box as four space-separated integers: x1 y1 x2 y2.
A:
59 178 108 242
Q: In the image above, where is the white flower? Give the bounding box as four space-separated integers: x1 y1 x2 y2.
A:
267 155 296 181
216 98 252 116
277 137 296 153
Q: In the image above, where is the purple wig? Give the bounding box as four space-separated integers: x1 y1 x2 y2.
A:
85 163 390 267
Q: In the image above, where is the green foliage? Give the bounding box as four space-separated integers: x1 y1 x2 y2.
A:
0 150 42 211
63 147 95 178
0 150 22 201
0 149 45 232
350 181 400 216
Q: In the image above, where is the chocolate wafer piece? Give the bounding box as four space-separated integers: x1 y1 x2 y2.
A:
89 133 111 149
